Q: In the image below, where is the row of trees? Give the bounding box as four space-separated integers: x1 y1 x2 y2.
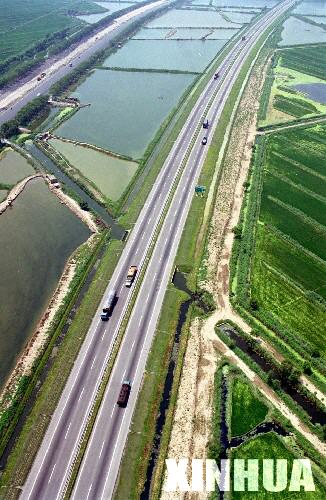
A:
0 95 50 138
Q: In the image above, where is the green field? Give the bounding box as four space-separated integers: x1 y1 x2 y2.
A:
249 125 326 360
231 432 326 499
279 45 326 81
273 95 318 118
230 377 268 437
0 0 105 62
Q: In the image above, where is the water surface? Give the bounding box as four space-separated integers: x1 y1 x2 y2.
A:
55 69 195 158
103 39 226 72
146 8 240 28
294 0 326 15
212 0 279 6
279 16 326 45
0 179 90 391
294 83 326 104
134 27 238 39
0 149 35 185
49 139 138 201
77 2 135 23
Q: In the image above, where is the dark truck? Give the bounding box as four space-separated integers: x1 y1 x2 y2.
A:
100 289 117 321
203 119 209 129
117 380 131 407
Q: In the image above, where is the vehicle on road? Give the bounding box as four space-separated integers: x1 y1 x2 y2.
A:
125 265 138 287
203 119 209 129
242 35 246 41
37 72 46 82
214 72 219 80
201 137 208 145
100 289 117 321
117 380 131 407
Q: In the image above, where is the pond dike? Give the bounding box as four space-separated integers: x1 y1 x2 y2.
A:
218 323 325 425
0 174 43 215
25 142 126 240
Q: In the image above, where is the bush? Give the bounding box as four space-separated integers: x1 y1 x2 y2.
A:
0 120 19 138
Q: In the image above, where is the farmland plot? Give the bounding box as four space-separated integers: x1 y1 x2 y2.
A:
0 0 103 62
249 126 326 358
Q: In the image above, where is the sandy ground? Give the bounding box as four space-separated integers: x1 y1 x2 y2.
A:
160 45 325 498
0 0 167 110
0 174 43 215
48 183 98 233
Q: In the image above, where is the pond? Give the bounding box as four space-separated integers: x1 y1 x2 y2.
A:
293 0 326 16
279 16 326 45
146 8 241 28
54 69 195 159
134 27 239 39
294 82 326 105
103 38 226 72
221 11 256 24
49 139 138 201
212 0 279 6
0 149 35 185
0 178 90 392
77 1 135 23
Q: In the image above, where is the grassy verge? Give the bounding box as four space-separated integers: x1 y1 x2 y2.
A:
115 285 190 499
0 237 124 499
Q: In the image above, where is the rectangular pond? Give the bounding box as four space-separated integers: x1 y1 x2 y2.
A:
134 27 239 39
54 69 195 159
294 0 326 16
0 179 90 391
212 0 279 6
77 1 135 23
279 16 326 45
0 149 35 185
103 39 226 72
146 8 241 28
49 139 138 201
294 83 326 105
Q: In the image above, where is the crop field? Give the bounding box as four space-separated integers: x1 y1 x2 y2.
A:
230 377 268 437
0 0 104 62
260 44 326 125
273 94 318 117
280 45 326 81
249 126 326 359
231 432 326 499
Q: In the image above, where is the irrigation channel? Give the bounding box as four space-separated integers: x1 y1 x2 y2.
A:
0 235 112 473
24 142 126 239
217 374 289 500
218 324 325 425
140 283 323 498
141 270 215 498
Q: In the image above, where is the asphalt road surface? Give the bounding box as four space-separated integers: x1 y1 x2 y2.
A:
20 1 295 499
0 0 168 126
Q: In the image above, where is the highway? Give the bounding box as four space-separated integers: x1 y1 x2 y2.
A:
0 0 169 127
20 1 295 499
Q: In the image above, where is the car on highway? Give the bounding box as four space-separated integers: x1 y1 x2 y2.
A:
214 72 219 80
201 137 208 145
203 119 209 129
117 380 131 407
